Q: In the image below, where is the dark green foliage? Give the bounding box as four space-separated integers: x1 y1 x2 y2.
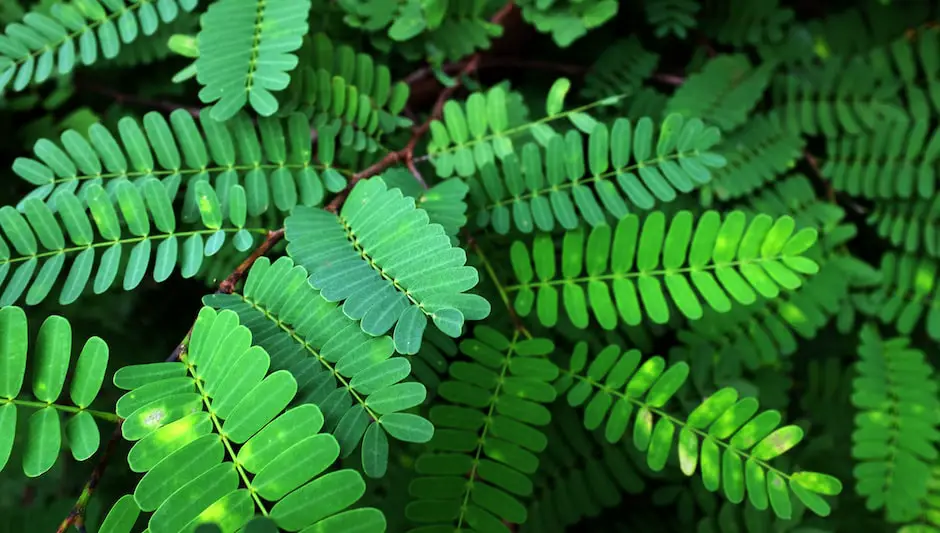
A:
0 0 937 532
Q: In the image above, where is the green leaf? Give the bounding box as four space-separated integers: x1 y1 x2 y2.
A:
196 0 312 120
252 434 339 501
508 210 820 328
285 178 490 354
379 413 434 443
361 423 389 478
134 434 225 512
99 495 141 533
70 337 109 408
751 426 804 460
65 410 100 461
546 78 571 116
23 407 61 477
0 306 28 399
270 470 366 531
33 315 71 403
222 370 297 444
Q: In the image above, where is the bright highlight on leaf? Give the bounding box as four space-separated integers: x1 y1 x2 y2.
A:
111 306 385 533
0 306 110 477
0 179 258 307
508 210 820 329
204 256 433 478
556 341 842 519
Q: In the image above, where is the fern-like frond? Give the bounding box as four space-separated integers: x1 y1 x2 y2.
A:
425 82 624 179
507 210 820 329
665 54 774 133
852 324 940 522
347 0 498 61
275 33 411 153
772 57 907 137
285 176 490 354
467 115 725 234
517 0 618 47
14 109 348 217
0 0 197 93
204 256 433 478
674 258 856 392
195 0 311 121
0 179 260 307
405 327 558 531
823 117 939 200
0 306 112 477
738 174 844 231
710 0 795 47
338 0 410 35
620 86 670 121
581 37 660 104
645 0 700 38
898 464 940 533
557 341 843 518
855 252 940 341
673 198 873 390
108 306 386 532
702 112 804 205
799 4 927 61
867 196 940 258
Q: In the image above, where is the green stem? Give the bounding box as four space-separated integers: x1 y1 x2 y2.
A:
562 368 796 482
480 151 698 211
182 354 269 517
456 331 521 530
3 398 119 423
470 241 512 316
236 293 382 424
0 227 269 268
469 238 533 339
425 96 627 162
338 215 424 310
6 0 151 73
49 162 353 186
503 256 797 292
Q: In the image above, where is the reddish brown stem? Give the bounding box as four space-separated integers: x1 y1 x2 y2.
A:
327 2 517 214
218 228 286 294
324 150 407 213
55 423 124 533
58 223 287 530
57 7 519 529
803 150 835 203
653 73 685 86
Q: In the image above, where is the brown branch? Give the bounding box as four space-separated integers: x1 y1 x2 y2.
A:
324 150 407 213
218 228 286 294
327 2 517 214
56 8 520 529
653 72 685 86
58 223 288 531
803 149 836 203
55 423 123 533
